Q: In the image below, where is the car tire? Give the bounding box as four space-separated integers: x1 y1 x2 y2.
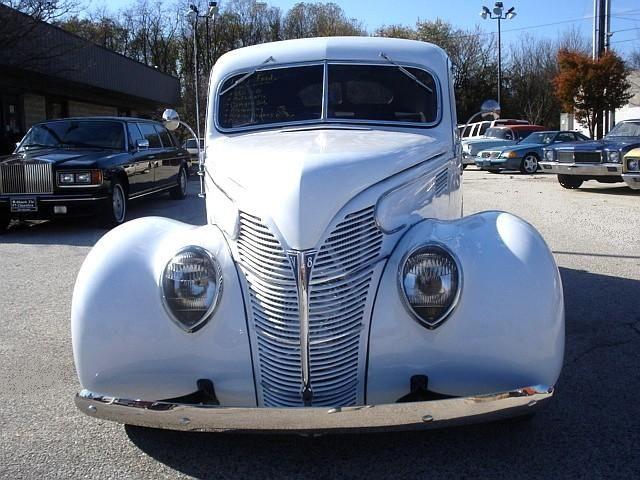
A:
0 214 10 234
520 154 539 174
100 180 127 228
557 174 583 189
169 165 188 200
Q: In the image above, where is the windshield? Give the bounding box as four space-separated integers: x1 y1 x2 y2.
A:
217 63 439 130
19 121 124 151
605 121 640 138
521 132 555 144
484 127 513 140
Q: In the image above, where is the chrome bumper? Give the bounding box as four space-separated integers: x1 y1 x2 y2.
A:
539 161 622 176
75 385 553 433
622 173 640 189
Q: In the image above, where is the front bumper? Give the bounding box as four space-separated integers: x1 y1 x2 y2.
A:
621 173 640 189
75 385 553 433
0 193 109 219
539 161 622 176
474 157 521 170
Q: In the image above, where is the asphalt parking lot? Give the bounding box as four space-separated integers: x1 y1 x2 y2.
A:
1 171 638 479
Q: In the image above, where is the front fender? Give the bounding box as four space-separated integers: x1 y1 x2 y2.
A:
366 211 564 404
71 217 256 406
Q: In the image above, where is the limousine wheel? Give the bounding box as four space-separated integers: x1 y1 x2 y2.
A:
100 180 127 228
557 174 583 189
170 166 188 200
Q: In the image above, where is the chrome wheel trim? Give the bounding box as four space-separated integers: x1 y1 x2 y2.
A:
523 155 538 173
112 184 126 223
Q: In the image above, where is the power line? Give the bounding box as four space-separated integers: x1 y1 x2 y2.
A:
610 37 639 44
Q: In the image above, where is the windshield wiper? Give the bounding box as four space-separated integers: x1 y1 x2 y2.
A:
379 52 433 94
20 143 55 151
58 142 114 150
219 56 276 96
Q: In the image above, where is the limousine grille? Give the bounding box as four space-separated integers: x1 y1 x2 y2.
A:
237 206 383 407
558 151 601 163
0 163 54 194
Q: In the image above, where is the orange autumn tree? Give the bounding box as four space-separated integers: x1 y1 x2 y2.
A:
554 49 631 138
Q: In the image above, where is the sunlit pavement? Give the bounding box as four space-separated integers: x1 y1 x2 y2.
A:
1 172 638 479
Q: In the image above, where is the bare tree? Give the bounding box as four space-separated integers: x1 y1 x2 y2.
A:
506 34 560 127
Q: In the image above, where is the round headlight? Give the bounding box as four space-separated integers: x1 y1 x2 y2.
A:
161 246 223 332
628 158 639 171
544 150 555 161
399 245 461 329
608 151 620 163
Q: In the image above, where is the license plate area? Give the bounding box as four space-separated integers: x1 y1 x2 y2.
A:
10 197 37 212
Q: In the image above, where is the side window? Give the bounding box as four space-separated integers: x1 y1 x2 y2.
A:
138 123 161 148
479 122 490 135
154 124 174 148
504 129 514 140
557 132 575 142
127 123 144 149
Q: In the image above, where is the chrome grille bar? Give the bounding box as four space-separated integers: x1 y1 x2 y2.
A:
237 205 383 408
0 163 53 194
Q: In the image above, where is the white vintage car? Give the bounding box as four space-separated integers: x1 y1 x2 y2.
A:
72 37 564 433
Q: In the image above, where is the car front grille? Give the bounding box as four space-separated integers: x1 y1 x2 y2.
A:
557 151 601 163
0 163 54 194
237 206 383 407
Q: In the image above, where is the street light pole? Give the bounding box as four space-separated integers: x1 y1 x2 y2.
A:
186 2 219 142
480 2 516 108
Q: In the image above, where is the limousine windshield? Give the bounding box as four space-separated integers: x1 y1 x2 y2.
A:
217 63 438 130
18 120 124 151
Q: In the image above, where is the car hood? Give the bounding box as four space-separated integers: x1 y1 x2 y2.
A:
208 128 449 249
484 142 543 153
552 138 640 151
0 149 118 167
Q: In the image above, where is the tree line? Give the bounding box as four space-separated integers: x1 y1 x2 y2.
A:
2 0 635 135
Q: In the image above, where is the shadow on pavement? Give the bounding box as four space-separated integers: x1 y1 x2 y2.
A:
124 267 640 479
0 180 206 247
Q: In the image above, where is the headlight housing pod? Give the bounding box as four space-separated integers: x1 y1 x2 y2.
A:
161 246 223 332
399 244 461 329
544 149 555 161
607 151 620 163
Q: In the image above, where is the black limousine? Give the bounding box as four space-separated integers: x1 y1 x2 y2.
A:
0 117 191 232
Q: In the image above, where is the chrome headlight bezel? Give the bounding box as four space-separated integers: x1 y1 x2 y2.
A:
160 246 223 333
627 158 640 172
544 149 555 161
607 151 620 163
398 243 462 330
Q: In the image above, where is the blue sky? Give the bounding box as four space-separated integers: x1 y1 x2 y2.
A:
92 0 640 55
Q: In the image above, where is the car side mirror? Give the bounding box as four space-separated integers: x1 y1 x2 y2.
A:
136 138 150 151
162 109 180 131
480 99 501 120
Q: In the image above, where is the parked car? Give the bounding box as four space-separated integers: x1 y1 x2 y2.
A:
0 117 190 232
182 138 204 172
475 130 589 174
457 119 530 139
540 119 640 189
72 37 564 433
622 147 640 189
462 124 546 166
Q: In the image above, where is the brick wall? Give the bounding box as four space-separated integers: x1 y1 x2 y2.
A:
68 101 117 117
23 94 46 128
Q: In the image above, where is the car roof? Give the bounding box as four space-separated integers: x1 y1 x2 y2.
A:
33 116 159 125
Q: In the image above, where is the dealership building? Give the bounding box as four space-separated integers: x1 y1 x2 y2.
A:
0 4 180 154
